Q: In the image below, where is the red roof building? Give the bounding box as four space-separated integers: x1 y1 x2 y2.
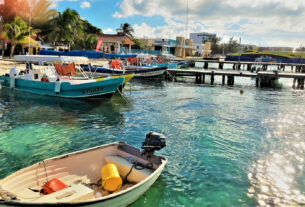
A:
96 34 135 54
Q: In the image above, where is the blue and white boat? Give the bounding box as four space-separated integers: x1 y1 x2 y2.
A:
0 55 125 99
83 65 168 79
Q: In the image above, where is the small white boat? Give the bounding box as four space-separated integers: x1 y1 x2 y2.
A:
0 132 167 206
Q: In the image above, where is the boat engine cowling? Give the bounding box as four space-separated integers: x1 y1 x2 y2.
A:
142 131 166 152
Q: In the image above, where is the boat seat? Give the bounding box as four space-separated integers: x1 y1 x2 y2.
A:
104 156 153 183
32 184 94 203
60 175 91 186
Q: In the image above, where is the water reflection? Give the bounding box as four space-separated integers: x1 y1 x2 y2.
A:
248 108 305 206
0 88 132 131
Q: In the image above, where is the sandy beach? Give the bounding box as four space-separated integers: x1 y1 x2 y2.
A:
0 59 24 75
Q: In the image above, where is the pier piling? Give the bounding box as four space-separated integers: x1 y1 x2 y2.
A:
204 62 208 69
211 72 215 85
227 75 234 86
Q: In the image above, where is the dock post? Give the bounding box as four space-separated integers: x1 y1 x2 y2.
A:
292 78 296 89
227 75 234 86
247 64 252 71
204 62 208 69
297 79 301 89
233 64 236 70
202 75 205 84
211 72 214 85
195 74 199 83
222 75 225 85
238 64 241 70
301 79 305 90
256 78 259 87
199 74 202 83
219 62 224 69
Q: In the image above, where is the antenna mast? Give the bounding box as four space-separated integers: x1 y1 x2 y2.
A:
186 0 189 39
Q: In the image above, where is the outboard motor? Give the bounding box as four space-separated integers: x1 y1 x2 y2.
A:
142 131 166 154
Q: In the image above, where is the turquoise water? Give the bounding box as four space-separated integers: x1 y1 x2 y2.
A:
0 77 305 206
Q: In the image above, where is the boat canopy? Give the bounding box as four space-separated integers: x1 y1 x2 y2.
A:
39 50 137 59
14 55 89 64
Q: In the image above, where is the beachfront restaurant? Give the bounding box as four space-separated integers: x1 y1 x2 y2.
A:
0 36 41 56
96 34 135 54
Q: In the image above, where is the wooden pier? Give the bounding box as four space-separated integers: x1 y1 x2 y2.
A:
191 59 305 73
166 69 305 89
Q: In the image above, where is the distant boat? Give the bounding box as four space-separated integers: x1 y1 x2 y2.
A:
0 131 167 206
82 54 177 79
0 55 125 99
83 65 168 79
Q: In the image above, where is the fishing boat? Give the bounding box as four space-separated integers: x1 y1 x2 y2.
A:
82 64 167 79
0 132 167 206
0 55 125 99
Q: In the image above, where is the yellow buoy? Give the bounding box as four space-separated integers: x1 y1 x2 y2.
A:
101 164 122 192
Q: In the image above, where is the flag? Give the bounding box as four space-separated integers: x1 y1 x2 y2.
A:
96 40 103 52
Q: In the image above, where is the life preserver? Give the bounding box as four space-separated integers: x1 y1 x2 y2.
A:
110 60 120 69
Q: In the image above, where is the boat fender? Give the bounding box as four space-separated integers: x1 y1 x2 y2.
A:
10 77 15 88
54 81 61 93
42 178 67 194
101 164 122 192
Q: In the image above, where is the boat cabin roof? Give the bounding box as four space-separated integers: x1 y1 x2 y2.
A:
14 55 89 64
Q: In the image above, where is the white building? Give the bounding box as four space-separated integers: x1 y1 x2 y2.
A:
190 32 216 55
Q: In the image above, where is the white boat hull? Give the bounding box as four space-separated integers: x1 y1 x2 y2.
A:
0 142 167 206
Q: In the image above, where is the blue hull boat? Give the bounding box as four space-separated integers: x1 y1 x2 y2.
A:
0 55 125 99
0 76 124 99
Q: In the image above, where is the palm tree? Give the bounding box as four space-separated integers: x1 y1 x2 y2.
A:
3 16 32 58
0 0 18 57
116 23 134 37
47 9 83 49
74 34 97 50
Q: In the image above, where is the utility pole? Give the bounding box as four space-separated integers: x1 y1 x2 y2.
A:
186 0 189 39
28 0 34 55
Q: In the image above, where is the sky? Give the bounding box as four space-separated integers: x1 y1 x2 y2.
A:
52 0 305 48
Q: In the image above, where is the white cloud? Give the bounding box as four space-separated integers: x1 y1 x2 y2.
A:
114 0 305 47
50 0 64 8
104 28 114 33
80 1 91 9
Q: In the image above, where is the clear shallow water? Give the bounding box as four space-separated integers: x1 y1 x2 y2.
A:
0 77 304 207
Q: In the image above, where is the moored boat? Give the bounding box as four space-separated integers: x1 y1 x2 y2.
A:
0 56 125 99
82 65 167 79
0 132 167 206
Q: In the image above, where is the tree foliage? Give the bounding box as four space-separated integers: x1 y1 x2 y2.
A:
3 16 32 58
116 23 134 37
131 38 143 49
206 36 221 55
220 37 239 54
0 1 104 54
295 47 305 52
46 8 102 50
